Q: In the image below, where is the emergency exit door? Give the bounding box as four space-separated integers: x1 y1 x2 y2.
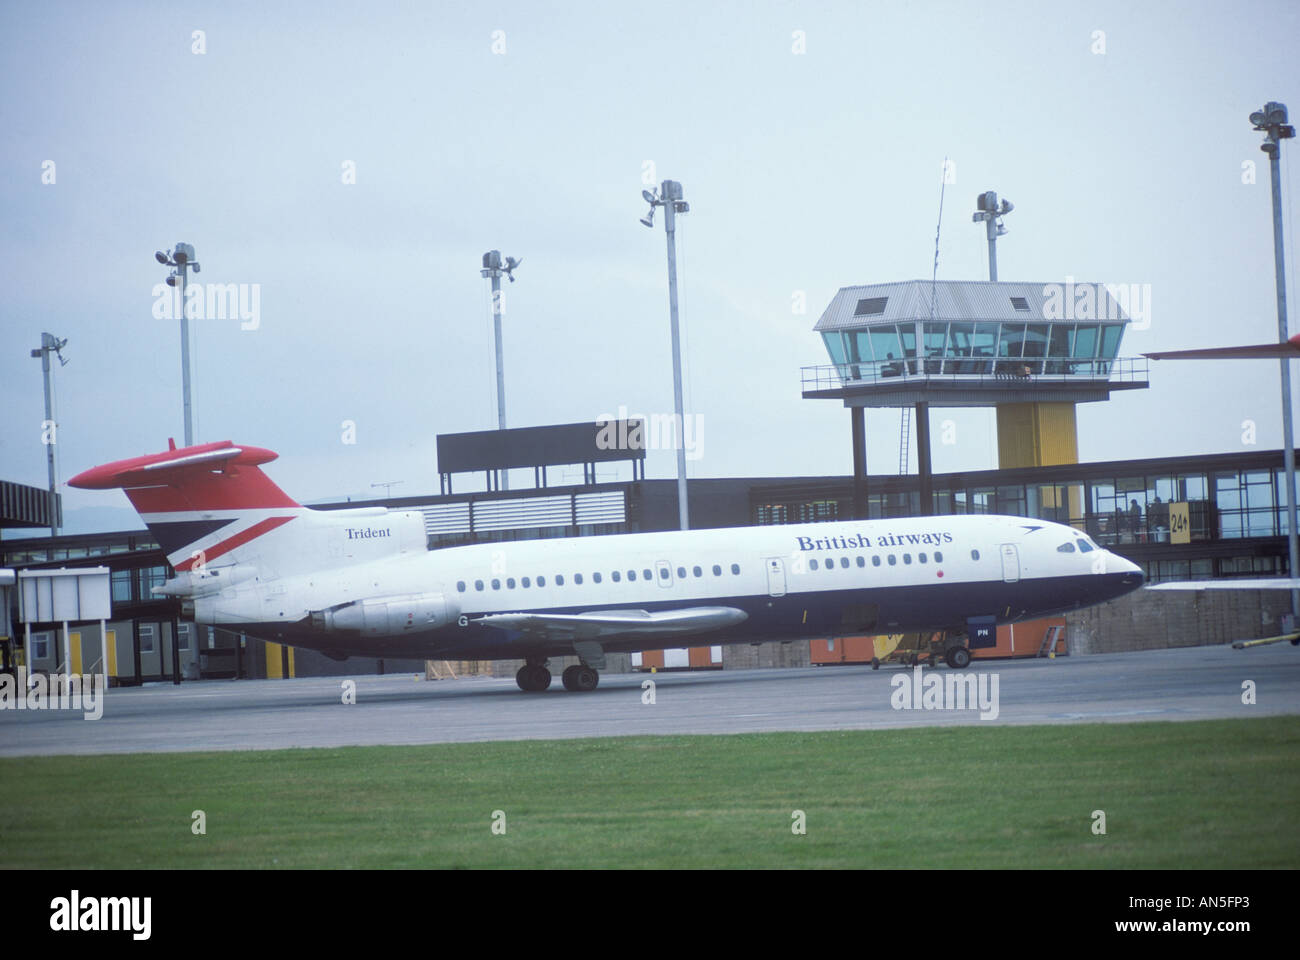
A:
766 558 786 597
1000 543 1020 583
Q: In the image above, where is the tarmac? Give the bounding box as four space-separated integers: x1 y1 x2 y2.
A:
1 643 1297 756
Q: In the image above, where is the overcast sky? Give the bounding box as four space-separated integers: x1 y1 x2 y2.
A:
2 0 1299 533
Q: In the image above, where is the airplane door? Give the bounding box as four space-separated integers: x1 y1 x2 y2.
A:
766 558 786 597
1000 543 1020 583
655 560 673 588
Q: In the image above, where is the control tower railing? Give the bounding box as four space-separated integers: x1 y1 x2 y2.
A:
801 356 1150 393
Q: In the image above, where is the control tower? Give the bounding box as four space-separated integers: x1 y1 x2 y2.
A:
802 279 1149 516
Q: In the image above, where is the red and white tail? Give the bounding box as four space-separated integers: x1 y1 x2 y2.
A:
68 439 302 572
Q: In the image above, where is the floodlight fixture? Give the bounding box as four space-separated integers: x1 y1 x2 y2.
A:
972 190 1013 280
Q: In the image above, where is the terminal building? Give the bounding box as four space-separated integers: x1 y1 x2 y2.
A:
2 281 1293 681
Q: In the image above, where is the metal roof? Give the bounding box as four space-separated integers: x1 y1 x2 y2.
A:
814 279 1133 332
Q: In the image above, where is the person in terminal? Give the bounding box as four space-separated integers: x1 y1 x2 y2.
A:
1150 496 1169 541
881 352 902 378
1128 499 1143 541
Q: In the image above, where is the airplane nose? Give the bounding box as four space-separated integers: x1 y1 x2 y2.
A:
1110 552 1144 588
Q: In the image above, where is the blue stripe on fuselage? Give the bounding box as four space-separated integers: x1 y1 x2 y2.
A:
239 571 1140 660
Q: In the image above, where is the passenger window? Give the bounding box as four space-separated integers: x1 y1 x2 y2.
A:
971 549 981 561
919 553 927 563
677 566 686 578
903 554 912 564
492 579 501 590
840 557 849 568
593 572 602 583
810 559 819 571
612 571 621 582
660 568 669 579
537 576 546 587
475 579 485 591
1057 542 1076 553
556 575 565 586
574 573 583 584
522 577 530 587
825 556 833 569
730 563 740 574
872 556 881 567
888 555 897 566
507 578 516 588
644 569 652 580
935 551 943 563
712 565 722 576
693 566 703 577
457 581 466 592
856 556 865 567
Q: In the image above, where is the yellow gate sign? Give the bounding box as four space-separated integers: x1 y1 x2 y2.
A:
1169 502 1191 544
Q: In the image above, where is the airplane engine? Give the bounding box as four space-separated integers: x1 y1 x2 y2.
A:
311 593 459 638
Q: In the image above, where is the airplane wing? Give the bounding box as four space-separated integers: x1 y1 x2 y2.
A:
1146 579 1300 591
1144 334 1300 360
472 606 748 640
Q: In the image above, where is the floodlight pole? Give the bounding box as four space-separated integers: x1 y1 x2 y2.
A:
156 243 199 447
638 180 692 529
663 183 690 530
179 259 193 447
983 211 998 282
30 332 66 540
1253 102 1299 617
481 250 518 491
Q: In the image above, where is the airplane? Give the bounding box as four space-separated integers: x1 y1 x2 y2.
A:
69 439 1146 692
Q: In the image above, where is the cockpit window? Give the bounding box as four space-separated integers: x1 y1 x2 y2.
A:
1056 542 1076 553
1075 538 1094 553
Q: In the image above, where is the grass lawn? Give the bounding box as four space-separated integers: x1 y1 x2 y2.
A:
1 717 1296 868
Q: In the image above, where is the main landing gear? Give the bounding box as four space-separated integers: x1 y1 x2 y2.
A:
561 664 599 692
514 659 601 692
515 661 552 692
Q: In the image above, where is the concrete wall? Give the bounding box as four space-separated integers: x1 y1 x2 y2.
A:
721 639 811 670
1064 589 1291 655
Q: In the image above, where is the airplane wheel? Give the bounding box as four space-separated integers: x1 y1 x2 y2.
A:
946 647 972 669
516 665 552 691
561 666 581 691
574 665 599 692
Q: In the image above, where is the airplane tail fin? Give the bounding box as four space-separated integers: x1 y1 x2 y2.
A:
68 439 302 572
